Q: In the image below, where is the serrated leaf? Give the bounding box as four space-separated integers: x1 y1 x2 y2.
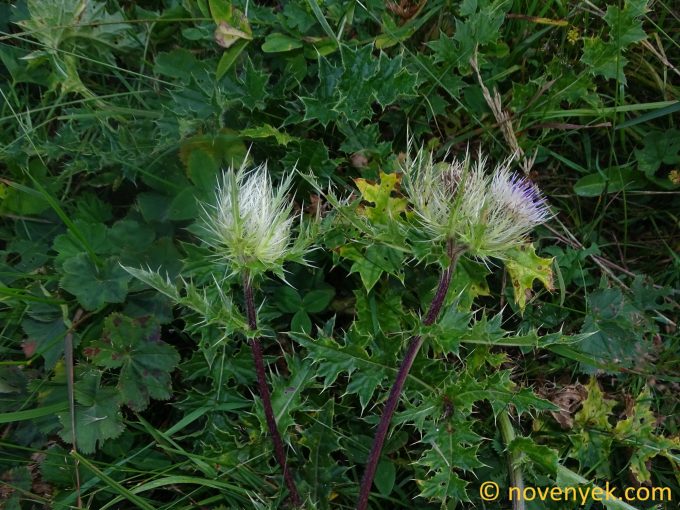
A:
58 370 124 454
300 57 342 126
232 58 270 111
504 244 554 312
603 1 648 47
509 436 558 476
290 332 389 405
582 39 627 83
239 124 296 146
346 369 385 410
634 128 680 178
300 399 346 507
60 254 130 311
612 386 680 483
418 419 483 504
569 378 615 478
339 244 404 292
269 355 313 434
355 172 408 224
89 314 180 412
121 266 181 303
21 316 69 369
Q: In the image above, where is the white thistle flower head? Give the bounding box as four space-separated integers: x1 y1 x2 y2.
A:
200 161 296 276
403 148 550 259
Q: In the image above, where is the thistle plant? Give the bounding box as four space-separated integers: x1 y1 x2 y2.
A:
356 148 551 510
199 161 305 506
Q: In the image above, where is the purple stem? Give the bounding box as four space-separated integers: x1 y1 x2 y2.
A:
356 243 464 510
243 275 302 507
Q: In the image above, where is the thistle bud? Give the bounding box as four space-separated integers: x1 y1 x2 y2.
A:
200 161 296 275
403 149 550 259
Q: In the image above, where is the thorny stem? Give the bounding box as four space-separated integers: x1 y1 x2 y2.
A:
356 242 465 510
499 409 526 510
243 273 302 507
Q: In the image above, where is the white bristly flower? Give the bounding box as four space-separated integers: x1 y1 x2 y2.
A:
200 161 296 275
403 148 550 258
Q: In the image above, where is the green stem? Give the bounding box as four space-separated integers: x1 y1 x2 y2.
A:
498 409 525 510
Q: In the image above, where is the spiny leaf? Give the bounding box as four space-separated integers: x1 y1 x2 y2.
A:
613 386 680 483
568 378 615 478
338 244 404 292
504 243 554 312
509 436 558 476
290 331 393 408
418 418 483 504
355 172 408 224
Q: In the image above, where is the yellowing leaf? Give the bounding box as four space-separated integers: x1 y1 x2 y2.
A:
504 244 554 312
354 172 407 224
613 387 680 483
569 378 616 477
214 21 252 49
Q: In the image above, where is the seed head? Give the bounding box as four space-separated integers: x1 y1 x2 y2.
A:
403 149 550 259
200 161 296 275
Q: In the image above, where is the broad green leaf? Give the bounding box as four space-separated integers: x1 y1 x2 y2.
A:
274 286 303 313
374 458 396 496
58 370 124 454
634 128 680 178
208 0 231 24
504 244 554 312
573 167 644 196
216 39 250 79
154 49 206 83
261 33 303 53
291 309 312 333
89 314 180 412
302 288 335 313
60 254 130 311
21 317 68 369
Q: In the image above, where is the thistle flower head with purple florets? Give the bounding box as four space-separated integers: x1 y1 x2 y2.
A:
403 148 551 259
